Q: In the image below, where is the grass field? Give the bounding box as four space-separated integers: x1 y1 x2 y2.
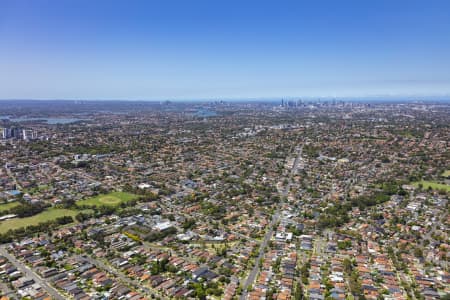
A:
76 191 138 207
0 201 20 213
412 180 450 192
442 170 450 177
0 208 79 234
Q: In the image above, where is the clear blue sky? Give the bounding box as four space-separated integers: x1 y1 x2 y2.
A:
1 0 450 100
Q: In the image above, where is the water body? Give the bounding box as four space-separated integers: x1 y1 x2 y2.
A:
194 109 218 117
7 117 86 124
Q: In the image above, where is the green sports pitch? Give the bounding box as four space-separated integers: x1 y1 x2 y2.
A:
0 208 79 234
412 180 450 192
76 191 139 207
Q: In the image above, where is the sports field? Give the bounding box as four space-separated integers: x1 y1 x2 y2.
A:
412 180 450 192
0 201 20 213
0 208 78 234
76 191 138 207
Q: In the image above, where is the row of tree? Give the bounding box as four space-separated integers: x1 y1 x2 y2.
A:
0 201 49 218
0 216 73 243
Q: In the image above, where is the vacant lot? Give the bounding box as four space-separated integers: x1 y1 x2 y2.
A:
0 208 78 234
76 191 138 207
412 180 450 192
0 201 20 213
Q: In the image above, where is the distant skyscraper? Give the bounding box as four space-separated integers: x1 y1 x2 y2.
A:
0 128 7 139
0 127 36 140
22 129 37 140
10 127 21 139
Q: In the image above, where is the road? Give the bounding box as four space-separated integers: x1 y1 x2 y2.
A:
0 246 65 300
75 254 163 298
0 281 15 299
240 145 303 299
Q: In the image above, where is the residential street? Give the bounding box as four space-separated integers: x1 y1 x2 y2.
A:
0 245 65 300
240 145 303 299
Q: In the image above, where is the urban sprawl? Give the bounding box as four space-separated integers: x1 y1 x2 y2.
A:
0 100 448 300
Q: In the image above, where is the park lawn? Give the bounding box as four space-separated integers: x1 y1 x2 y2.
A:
0 201 20 213
0 208 79 234
442 170 450 177
76 191 138 207
412 180 450 192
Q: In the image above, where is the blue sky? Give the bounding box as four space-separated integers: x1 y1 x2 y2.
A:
1 0 450 100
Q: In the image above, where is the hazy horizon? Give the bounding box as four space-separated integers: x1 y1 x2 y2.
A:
1 95 450 103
